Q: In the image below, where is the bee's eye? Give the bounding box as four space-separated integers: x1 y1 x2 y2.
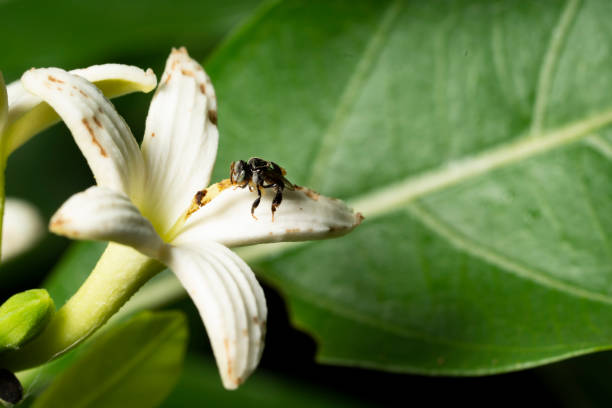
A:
236 171 245 183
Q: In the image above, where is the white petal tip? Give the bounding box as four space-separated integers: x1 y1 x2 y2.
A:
49 187 163 257
141 68 157 92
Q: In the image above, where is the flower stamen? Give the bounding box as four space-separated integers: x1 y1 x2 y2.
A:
164 179 233 242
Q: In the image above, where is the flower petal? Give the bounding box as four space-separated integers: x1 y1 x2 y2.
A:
1 198 44 262
139 48 219 236
4 64 156 157
21 68 145 200
174 185 363 247
50 186 163 258
159 242 266 389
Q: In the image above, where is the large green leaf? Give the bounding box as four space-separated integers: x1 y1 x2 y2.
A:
199 0 612 374
160 354 372 408
31 311 188 408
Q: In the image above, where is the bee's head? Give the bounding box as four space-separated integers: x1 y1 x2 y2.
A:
230 160 249 184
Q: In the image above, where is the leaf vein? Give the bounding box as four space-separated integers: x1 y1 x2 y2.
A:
406 202 612 305
530 0 582 135
307 0 403 188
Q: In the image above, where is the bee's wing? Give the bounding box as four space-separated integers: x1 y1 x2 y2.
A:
282 176 295 190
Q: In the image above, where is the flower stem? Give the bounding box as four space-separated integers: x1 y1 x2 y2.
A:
0 243 164 371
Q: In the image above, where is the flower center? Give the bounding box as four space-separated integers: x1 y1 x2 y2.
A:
163 179 233 242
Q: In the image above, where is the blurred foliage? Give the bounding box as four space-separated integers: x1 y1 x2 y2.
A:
32 311 187 408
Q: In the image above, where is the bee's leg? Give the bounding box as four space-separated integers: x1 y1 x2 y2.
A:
251 185 262 220
271 185 283 222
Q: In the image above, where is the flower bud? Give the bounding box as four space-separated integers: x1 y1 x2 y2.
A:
0 289 55 350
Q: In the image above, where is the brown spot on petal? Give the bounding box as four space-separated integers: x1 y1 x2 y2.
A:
79 89 88 98
356 212 365 225
224 338 233 378
50 216 68 229
253 317 259 324
242 329 248 336
93 116 102 128
286 228 300 233
48 75 64 84
195 189 207 205
183 179 232 220
82 118 107 157
181 69 195 77
82 118 94 136
208 109 218 125
199 83 206 94
296 186 320 201
151 132 156 138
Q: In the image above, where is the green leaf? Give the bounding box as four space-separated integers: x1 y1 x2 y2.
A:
161 354 373 408
0 289 54 351
202 0 612 374
32 311 188 408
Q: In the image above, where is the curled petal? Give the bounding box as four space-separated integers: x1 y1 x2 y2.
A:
4 64 156 156
1 198 44 262
174 185 363 247
159 242 267 389
140 47 219 235
21 68 145 200
50 186 163 258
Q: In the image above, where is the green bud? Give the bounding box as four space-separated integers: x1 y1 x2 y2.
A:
0 289 55 351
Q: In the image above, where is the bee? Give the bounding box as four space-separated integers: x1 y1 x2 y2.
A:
230 157 295 220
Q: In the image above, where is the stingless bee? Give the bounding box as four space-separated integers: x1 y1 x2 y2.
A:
230 157 295 220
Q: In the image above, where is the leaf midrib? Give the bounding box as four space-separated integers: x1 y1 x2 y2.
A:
351 107 612 217
238 108 612 265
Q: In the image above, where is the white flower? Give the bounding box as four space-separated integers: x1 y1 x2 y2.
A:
1 198 44 262
21 48 362 389
0 63 156 261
